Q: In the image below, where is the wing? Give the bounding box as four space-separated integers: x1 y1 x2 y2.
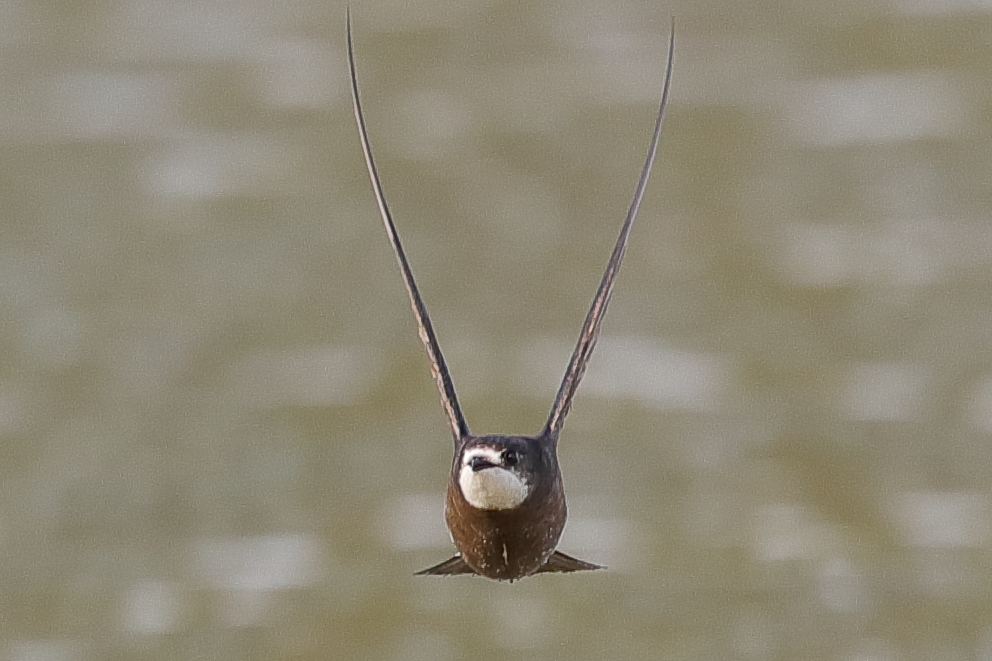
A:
541 21 675 441
347 10 470 444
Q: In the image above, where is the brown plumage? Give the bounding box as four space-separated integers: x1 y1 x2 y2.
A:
435 434 571 580
346 10 674 581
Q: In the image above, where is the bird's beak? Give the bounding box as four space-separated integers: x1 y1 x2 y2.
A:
469 456 497 472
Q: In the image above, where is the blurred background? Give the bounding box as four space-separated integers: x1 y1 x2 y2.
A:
2 0 992 658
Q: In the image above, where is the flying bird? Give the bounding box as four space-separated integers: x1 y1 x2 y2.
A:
347 10 674 581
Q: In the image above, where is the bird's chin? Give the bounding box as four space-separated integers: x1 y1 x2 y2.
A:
458 465 529 510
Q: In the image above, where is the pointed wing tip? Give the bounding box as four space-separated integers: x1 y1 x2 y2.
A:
540 25 674 441
347 12 472 444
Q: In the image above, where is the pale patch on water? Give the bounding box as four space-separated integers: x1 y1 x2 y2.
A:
390 91 473 161
121 580 182 635
780 223 859 287
105 0 280 61
894 0 992 15
788 72 967 146
0 384 29 435
522 335 726 411
254 38 339 111
3 639 86 661
778 215 986 289
847 638 900 661
965 374 992 434
559 498 640 572
908 548 985 599
45 72 183 140
887 491 990 547
490 593 553 650
733 608 774 659
567 517 635 569
228 345 383 407
840 361 928 422
391 631 455 661
215 588 276 628
0 0 37 47
16 306 86 370
189 534 325 591
142 133 296 198
3 641 81 661
751 503 844 561
816 558 870 614
582 336 726 411
379 493 449 550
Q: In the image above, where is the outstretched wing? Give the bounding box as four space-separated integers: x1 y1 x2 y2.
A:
347 10 470 444
542 21 675 441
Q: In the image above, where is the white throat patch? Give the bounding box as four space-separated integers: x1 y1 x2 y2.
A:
458 447 529 511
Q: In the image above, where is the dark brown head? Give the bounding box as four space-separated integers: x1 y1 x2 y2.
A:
452 435 559 511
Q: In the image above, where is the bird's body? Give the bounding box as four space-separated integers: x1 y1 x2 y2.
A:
436 435 569 580
346 11 674 581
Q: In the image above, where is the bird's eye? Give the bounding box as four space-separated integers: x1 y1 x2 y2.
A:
502 450 520 467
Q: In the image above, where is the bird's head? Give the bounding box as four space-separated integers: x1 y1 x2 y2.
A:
456 436 551 511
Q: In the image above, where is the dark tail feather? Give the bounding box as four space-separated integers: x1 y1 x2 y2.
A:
415 555 477 576
417 551 602 578
536 550 604 574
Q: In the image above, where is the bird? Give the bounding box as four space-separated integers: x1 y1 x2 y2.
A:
346 10 674 581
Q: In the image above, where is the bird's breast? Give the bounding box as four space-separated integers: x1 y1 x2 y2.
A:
445 481 567 580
